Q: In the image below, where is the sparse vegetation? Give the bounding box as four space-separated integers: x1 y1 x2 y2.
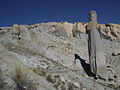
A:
107 83 119 89
1 21 120 90
61 84 66 90
68 82 75 90
53 79 62 89
46 74 56 84
14 65 37 90
54 83 59 89
32 67 46 76
0 69 6 88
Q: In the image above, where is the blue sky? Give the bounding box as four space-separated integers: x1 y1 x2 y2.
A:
0 0 120 27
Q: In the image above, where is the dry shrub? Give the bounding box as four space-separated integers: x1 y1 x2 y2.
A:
14 65 37 90
46 74 56 84
68 82 75 90
32 68 46 76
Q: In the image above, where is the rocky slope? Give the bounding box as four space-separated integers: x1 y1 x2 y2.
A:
0 22 120 90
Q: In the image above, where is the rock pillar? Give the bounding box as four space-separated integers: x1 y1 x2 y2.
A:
89 11 97 23
87 11 107 78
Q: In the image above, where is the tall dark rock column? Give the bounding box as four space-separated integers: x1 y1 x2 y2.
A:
87 11 107 78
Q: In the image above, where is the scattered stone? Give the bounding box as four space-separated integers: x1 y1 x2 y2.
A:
112 49 120 56
73 82 80 88
116 79 120 87
82 88 87 90
68 82 75 90
60 76 65 83
54 83 59 89
46 74 55 84
3 77 16 89
61 84 66 90
66 79 71 83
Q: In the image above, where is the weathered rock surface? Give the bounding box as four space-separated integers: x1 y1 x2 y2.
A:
89 11 97 23
0 21 120 90
112 49 120 56
87 11 107 79
100 24 120 40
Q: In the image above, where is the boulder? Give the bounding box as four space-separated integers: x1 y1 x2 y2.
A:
72 23 86 39
112 49 120 56
73 82 80 88
62 22 73 37
49 22 74 38
12 24 21 35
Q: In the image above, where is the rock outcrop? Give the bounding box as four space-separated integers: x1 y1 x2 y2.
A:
0 11 120 90
87 11 107 79
100 24 120 40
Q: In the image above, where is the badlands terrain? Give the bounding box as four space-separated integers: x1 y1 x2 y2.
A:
0 22 120 90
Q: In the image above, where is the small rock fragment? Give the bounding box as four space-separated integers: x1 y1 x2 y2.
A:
112 49 120 56
73 82 80 88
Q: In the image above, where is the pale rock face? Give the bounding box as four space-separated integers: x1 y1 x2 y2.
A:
100 24 120 40
110 25 120 39
63 22 73 37
0 22 120 90
112 49 120 56
86 23 100 31
75 23 86 33
72 23 86 39
12 24 21 35
116 79 120 87
100 25 108 36
99 24 116 40
2 77 16 89
55 22 73 37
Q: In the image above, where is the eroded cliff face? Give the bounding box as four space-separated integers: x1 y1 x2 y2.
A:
100 24 120 40
0 22 120 90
